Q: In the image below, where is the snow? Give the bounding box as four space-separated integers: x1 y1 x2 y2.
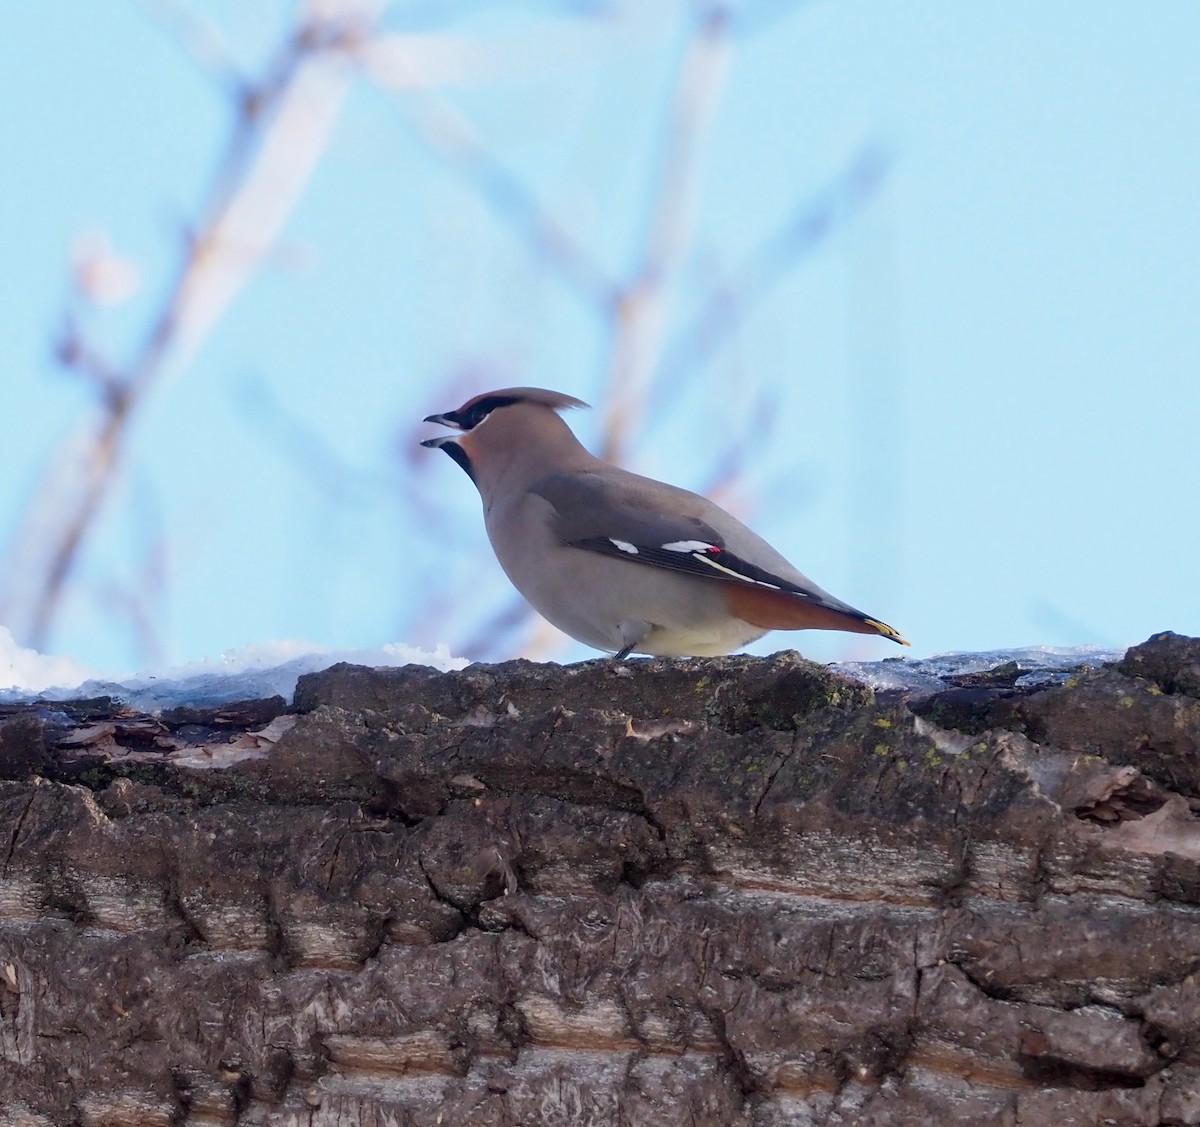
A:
0 626 97 695
0 625 1127 713
833 644 1127 694
0 630 466 711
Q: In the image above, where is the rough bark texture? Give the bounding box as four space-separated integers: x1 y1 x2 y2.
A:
2 632 1200 1125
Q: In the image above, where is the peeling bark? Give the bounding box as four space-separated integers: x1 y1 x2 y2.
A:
1 635 1200 1125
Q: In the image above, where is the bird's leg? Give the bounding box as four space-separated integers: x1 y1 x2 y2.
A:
612 620 651 661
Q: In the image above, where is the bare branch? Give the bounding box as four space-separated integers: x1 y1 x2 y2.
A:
233 375 389 506
661 140 891 382
597 4 732 464
459 591 538 662
95 477 170 670
1 1 383 649
387 5 738 661
131 0 246 95
356 10 699 314
55 317 127 411
376 91 619 309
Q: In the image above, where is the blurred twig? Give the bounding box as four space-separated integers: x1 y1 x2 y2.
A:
393 93 618 308
0 0 382 649
381 5 735 659
597 3 732 465
375 3 884 661
96 476 170 670
5 0 892 667
662 140 892 383
132 0 245 95
460 592 545 662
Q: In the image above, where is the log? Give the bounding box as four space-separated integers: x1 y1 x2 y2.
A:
1 632 1199 1125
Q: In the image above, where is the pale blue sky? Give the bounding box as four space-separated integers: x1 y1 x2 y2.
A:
2 2 1198 674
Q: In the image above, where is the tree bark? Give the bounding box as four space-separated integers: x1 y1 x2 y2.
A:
2 633 1199 1125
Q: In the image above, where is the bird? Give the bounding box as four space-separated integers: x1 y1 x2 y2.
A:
421 387 908 658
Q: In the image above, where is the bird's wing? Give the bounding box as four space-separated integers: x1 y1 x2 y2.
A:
531 470 910 646
530 471 825 600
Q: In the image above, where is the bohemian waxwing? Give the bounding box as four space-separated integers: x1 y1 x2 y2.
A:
422 387 909 658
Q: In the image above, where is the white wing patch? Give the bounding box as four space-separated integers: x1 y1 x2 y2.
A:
692 554 781 588
608 536 785 591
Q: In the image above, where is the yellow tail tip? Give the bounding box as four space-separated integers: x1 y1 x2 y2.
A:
864 619 910 647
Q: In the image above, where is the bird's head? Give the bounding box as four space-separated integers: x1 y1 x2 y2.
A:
420 387 589 483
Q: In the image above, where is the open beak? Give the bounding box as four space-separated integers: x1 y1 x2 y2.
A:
419 431 474 480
